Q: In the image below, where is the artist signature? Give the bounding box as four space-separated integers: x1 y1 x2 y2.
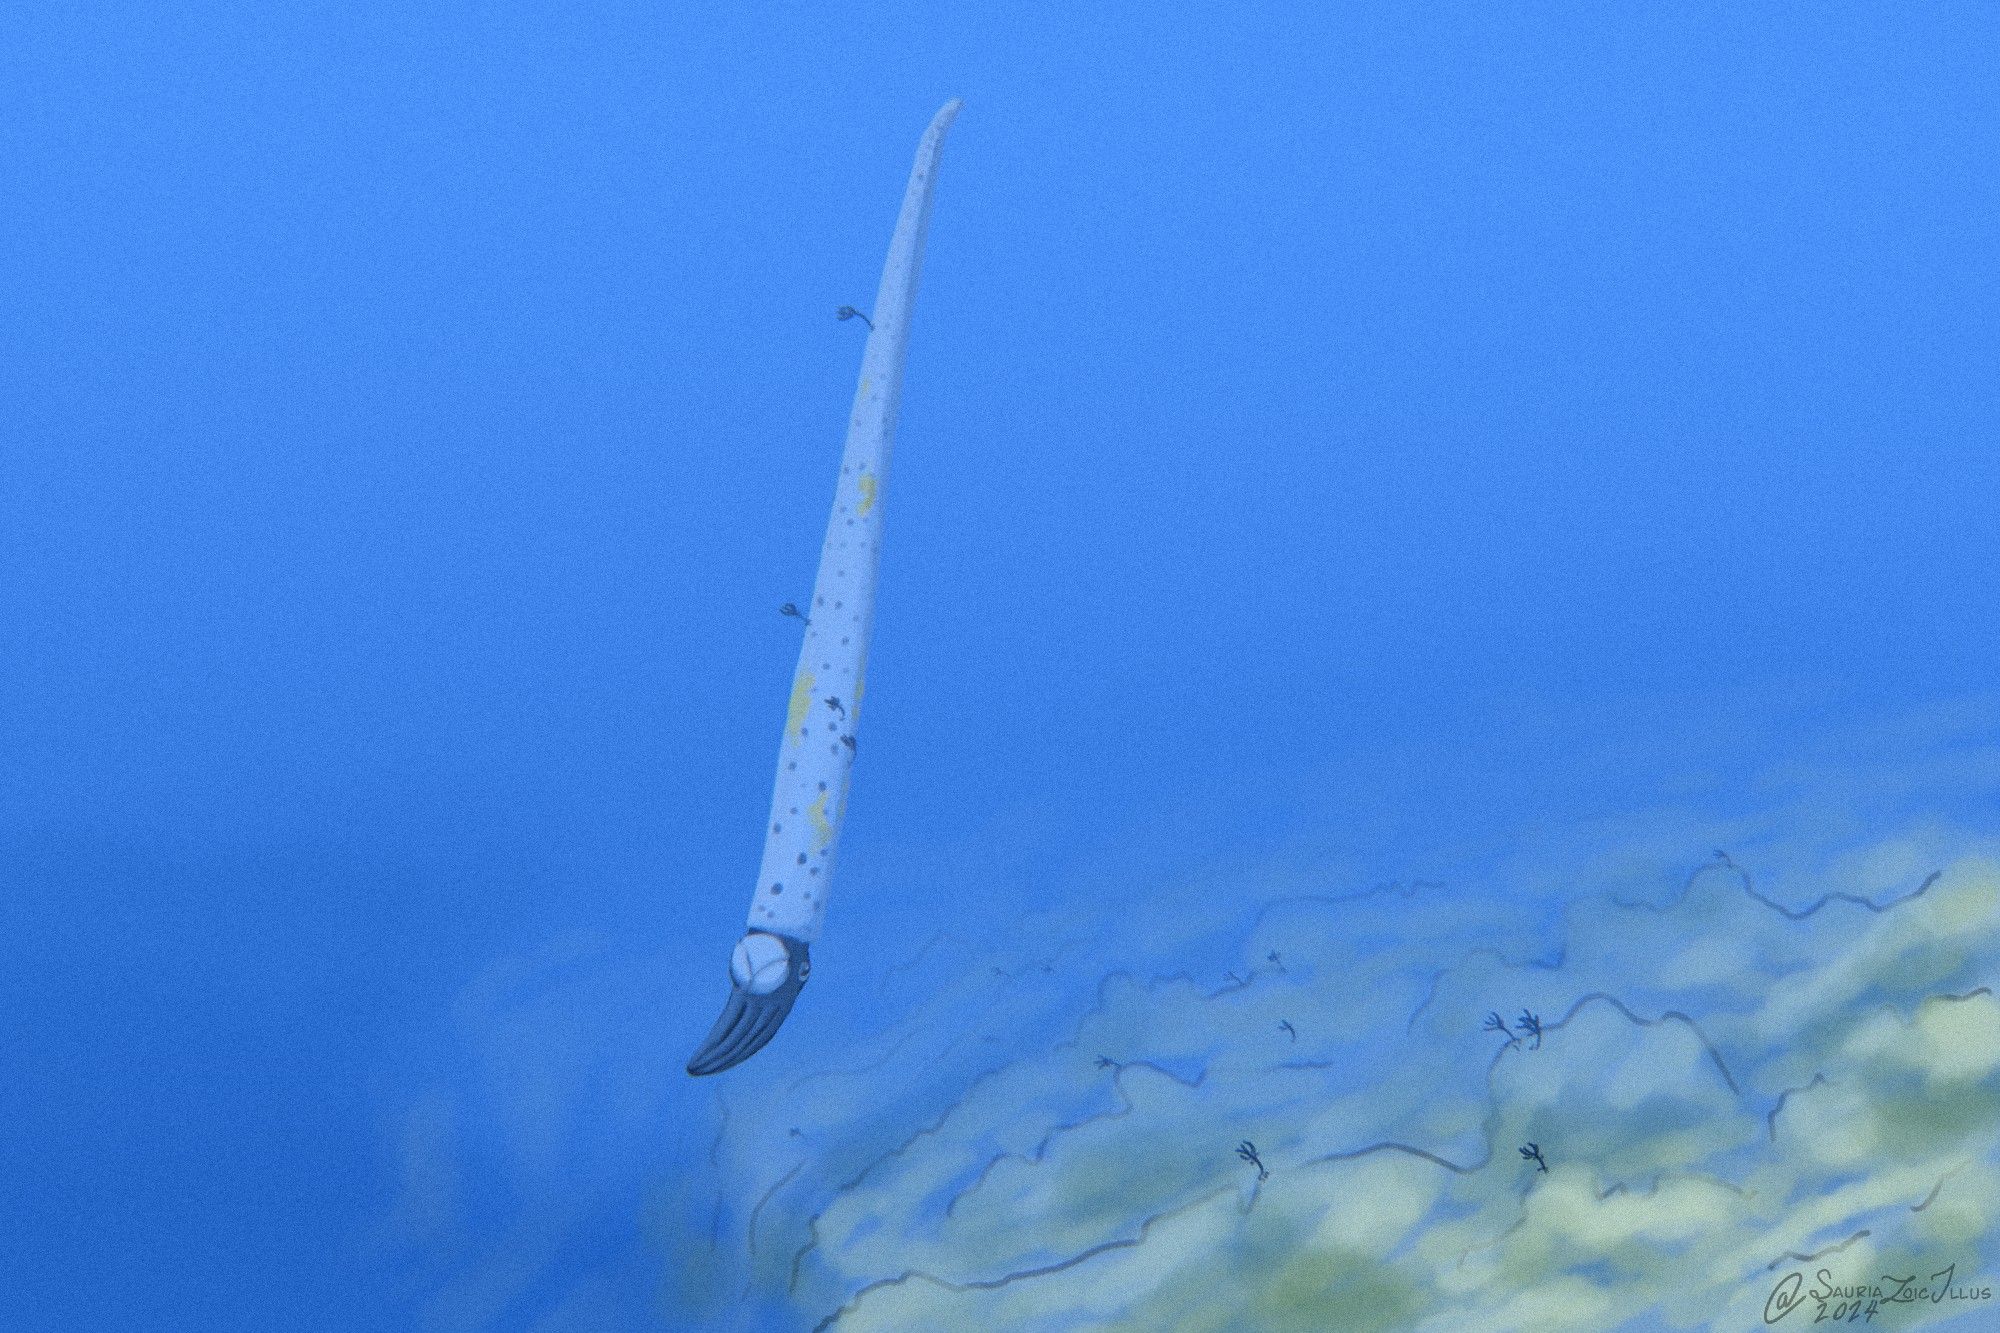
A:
1764 1264 1993 1323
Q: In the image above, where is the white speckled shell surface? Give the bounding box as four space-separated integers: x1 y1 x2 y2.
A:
747 101 961 942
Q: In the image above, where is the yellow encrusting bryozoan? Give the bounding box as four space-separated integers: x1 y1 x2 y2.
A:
785 670 817 742
808 791 833 849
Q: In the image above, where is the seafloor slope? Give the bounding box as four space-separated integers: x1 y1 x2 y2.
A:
699 822 2000 1331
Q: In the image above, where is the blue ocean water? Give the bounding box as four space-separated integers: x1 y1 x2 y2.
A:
4 4 1997 1330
